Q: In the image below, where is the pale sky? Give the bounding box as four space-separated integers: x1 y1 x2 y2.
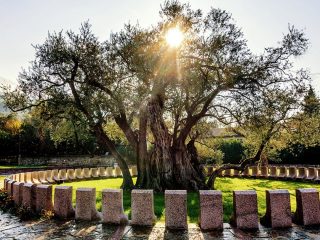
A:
0 0 319 92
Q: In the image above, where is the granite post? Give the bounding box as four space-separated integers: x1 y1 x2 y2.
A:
131 189 156 226
231 190 259 229
36 185 53 213
7 180 16 196
54 186 75 219
199 190 223 230
165 190 187 229
22 183 37 210
75 188 100 220
102 189 128 224
262 190 292 228
13 182 24 206
294 188 320 225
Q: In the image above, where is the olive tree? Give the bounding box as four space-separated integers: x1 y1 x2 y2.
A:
3 1 309 191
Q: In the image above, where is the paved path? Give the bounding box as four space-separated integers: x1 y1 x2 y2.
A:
1 212 320 239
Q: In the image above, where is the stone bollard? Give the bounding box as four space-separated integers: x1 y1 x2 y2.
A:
106 167 113 177
22 183 37 210
13 182 24 206
98 167 107 177
165 190 187 230
36 185 53 213
75 168 84 180
315 168 320 183
224 169 232 177
268 166 277 179
262 190 292 228
54 186 75 219
7 180 16 196
75 188 100 221
113 166 122 177
306 167 316 181
277 167 287 179
130 166 138 177
25 172 33 184
260 166 268 178
248 166 254 177
45 170 55 184
102 189 128 224
52 169 60 182
67 169 76 181
296 167 307 180
58 169 68 181
288 167 297 179
3 178 7 190
131 189 156 226
82 168 91 179
91 168 99 178
6 178 12 190
233 170 240 177
38 171 48 184
251 166 259 177
20 173 26 183
242 167 250 177
199 190 223 230
32 171 41 184
231 190 259 229
294 188 320 225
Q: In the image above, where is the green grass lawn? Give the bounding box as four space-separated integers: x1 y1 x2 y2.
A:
53 177 320 223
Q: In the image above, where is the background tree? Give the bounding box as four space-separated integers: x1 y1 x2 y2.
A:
3 1 309 191
273 87 320 164
207 83 307 188
303 85 320 115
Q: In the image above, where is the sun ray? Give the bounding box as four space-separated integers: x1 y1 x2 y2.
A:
165 27 184 47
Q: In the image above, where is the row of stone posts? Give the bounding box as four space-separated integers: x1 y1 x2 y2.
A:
10 166 138 184
9 165 320 186
205 166 320 182
4 178 320 230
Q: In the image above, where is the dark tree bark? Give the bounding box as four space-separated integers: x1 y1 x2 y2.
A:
206 126 276 189
93 124 134 190
136 105 149 188
143 94 207 191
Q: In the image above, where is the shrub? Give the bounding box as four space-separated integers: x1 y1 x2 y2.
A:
16 205 36 220
40 209 54 220
0 188 14 211
218 139 246 164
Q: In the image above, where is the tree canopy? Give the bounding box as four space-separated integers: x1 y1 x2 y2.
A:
2 1 310 191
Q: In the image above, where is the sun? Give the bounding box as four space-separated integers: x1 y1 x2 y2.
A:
165 27 184 47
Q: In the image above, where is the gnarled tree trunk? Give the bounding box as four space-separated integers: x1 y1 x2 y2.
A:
142 94 207 192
